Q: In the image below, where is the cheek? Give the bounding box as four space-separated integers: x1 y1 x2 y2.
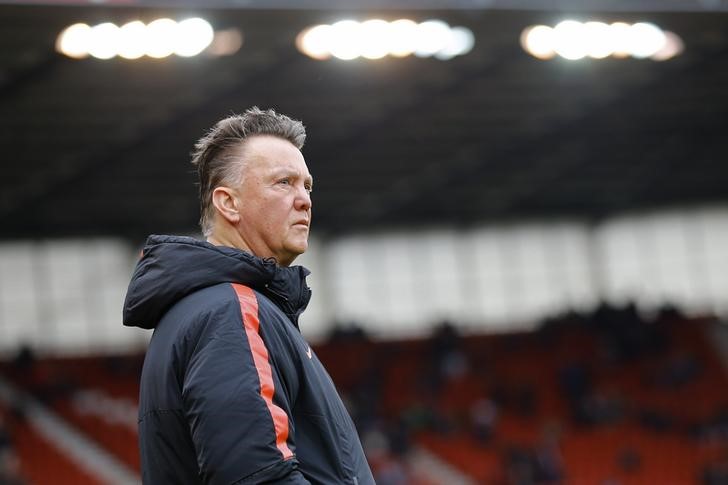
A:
263 198 293 230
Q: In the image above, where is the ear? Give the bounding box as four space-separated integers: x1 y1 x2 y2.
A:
211 186 241 225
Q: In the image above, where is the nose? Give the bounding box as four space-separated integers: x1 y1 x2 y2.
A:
295 185 312 212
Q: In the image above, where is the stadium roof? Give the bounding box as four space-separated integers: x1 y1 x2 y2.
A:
1 4 727 240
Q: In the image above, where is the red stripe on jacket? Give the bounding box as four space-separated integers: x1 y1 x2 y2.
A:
232 283 293 459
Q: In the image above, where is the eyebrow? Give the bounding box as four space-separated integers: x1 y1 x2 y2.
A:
271 168 313 186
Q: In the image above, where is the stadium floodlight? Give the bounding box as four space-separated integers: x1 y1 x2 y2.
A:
175 18 215 57
360 19 391 60
628 22 667 58
296 24 333 60
520 25 556 60
651 31 684 61
608 22 632 58
553 20 588 60
435 26 475 60
56 23 91 59
583 21 612 59
329 20 364 60
296 18 474 61
145 18 178 59
208 29 244 57
57 17 220 60
118 21 147 60
388 19 418 57
88 22 120 60
521 19 680 61
414 20 451 57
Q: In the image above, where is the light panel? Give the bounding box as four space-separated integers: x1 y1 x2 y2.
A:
297 18 474 61
56 17 219 60
521 20 683 61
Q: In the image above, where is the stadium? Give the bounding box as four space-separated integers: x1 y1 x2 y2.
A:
0 0 727 483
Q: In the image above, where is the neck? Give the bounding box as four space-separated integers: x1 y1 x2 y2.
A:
207 225 252 254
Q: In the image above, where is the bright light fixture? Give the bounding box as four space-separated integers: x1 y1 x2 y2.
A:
175 18 215 57
629 22 667 58
651 31 684 61
414 20 451 58
520 25 555 60
88 22 120 60
57 17 219 60
329 20 364 60
609 22 633 58
297 18 474 61
145 18 177 59
360 19 391 60
117 21 147 60
553 20 588 60
56 23 91 59
207 29 243 57
296 25 332 60
583 21 612 59
521 19 680 61
436 26 475 60
389 19 418 57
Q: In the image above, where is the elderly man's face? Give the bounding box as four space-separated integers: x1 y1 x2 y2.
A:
233 135 312 266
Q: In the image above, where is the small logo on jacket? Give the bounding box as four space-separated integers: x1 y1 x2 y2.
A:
306 346 312 359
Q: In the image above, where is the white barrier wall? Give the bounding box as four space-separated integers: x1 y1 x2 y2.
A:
0 239 148 355
0 205 726 354
305 206 728 339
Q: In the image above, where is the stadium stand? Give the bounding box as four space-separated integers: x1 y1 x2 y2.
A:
0 402 100 485
318 310 728 484
1 310 727 484
0 353 142 475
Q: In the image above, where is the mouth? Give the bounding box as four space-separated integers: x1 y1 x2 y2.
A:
293 220 310 228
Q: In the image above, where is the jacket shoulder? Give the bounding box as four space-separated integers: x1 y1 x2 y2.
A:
152 283 245 342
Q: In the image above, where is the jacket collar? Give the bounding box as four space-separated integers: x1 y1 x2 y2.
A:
123 235 311 330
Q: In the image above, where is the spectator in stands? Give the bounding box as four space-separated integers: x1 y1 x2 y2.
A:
469 397 498 443
505 446 537 485
616 447 642 474
0 415 26 485
0 449 26 485
533 427 564 483
492 381 537 418
10 345 34 374
692 406 728 444
429 321 469 392
373 458 409 485
0 415 9 453
327 320 369 343
651 352 701 389
703 457 728 485
123 108 374 484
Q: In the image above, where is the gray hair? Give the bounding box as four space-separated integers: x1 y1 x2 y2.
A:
190 107 306 237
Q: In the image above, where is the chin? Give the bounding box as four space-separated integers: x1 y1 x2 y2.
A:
291 238 309 253
281 242 308 263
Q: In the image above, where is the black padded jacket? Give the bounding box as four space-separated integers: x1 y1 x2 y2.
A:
123 235 374 485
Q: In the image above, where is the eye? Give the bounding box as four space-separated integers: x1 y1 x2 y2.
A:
305 184 313 194
277 178 291 186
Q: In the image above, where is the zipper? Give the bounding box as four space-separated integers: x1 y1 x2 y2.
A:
263 283 289 302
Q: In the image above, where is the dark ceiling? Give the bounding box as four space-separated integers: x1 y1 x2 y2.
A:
1 5 726 241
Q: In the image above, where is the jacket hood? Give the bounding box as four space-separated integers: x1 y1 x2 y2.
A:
123 235 311 330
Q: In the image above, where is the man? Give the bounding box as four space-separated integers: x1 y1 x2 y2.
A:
123 107 374 484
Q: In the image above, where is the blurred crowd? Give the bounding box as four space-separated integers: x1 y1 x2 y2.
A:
325 303 728 485
0 302 727 485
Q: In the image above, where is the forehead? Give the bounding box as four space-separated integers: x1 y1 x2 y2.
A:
238 135 310 177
